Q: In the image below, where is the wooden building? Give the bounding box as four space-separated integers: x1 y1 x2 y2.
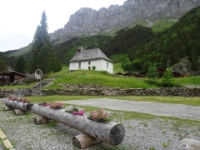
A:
138 68 182 78
0 67 26 86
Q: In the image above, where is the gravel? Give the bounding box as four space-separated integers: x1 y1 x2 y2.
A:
0 101 200 150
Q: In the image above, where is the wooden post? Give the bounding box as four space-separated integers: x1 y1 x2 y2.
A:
13 109 25 115
4 105 12 111
32 104 125 146
72 134 101 149
34 116 50 125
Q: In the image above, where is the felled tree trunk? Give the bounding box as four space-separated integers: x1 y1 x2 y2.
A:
5 100 33 111
32 104 125 146
72 134 101 149
34 116 50 125
14 109 25 115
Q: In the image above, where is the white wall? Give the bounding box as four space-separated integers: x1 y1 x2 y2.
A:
69 59 113 74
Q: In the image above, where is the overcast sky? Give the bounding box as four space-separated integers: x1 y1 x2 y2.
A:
0 0 125 52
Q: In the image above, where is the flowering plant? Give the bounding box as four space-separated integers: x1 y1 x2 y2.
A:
39 102 51 107
50 102 63 109
65 106 84 115
18 97 30 103
8 95 18 101
88 109 111 123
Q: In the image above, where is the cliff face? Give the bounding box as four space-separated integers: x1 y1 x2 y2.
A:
51 0 200 39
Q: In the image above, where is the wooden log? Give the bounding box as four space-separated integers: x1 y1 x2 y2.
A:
4 105 12 111
13 109 25 115
5 100 33 111
32 104 125 146
72 134 101 149
34 116 50 125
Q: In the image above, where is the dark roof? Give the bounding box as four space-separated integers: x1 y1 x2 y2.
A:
0 66 26 77
70 48 112 62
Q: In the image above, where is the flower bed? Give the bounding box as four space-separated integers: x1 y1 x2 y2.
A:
39 102 51 107
88 109 111 123
65 106 84 115
50 102 63 109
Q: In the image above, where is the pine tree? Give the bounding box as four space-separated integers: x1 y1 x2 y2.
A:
146 65 159 79
15 56 26 73
161 68 175 87
30 11 61 73
0 52 7 72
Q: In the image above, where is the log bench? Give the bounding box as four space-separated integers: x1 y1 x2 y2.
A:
31 104 125 148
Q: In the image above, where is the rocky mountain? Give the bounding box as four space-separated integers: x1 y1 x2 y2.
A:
51 0 200 40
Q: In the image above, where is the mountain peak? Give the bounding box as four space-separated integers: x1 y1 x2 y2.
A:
51 0 200 41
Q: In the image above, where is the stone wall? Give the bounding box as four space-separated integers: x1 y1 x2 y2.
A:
1 84 200 97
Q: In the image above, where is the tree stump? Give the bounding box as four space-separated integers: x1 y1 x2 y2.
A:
72 134 101 149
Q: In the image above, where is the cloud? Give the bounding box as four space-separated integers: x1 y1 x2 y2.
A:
0 0 125 52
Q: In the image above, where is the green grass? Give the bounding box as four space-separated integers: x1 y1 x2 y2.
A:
151 19 176 32
175 76 200 85
45 66 69 78
45 70 157 89
113 63 125 73
0 84 36 89
28 95 200 106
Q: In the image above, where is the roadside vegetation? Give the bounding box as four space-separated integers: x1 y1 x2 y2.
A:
28 95 200 106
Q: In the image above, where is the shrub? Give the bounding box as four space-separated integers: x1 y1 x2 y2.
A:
161 68 175 87
92 66 96 70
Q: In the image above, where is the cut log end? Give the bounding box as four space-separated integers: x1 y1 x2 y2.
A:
26 103 33 111
109 124 125 146
72 134 101 149
72 137 82 149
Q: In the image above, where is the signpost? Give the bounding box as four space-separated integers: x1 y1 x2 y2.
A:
35 69 43 96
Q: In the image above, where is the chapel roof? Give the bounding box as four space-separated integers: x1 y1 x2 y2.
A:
70 48 112 62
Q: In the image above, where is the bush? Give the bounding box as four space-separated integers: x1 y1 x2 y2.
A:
161 68 175 87
92 66 96 70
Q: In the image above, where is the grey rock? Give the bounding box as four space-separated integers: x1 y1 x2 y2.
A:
51 0 200 40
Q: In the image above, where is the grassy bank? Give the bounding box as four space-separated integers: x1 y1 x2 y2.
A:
46 70 158 89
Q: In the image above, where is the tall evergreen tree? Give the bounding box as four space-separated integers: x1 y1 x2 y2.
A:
15 56 26 73
0 52 7 72
30 11 61 73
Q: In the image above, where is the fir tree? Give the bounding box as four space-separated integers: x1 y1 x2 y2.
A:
15 56 26 73
0 52 7 72
30 11 61 73
161 68 175 87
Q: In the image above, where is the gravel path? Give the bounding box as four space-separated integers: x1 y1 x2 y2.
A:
0 100 200 150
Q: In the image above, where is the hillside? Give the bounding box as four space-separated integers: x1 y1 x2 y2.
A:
127 5 200 71
54 35 112 64
100 25 154 57
3 44 32 57
98 5 200 74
